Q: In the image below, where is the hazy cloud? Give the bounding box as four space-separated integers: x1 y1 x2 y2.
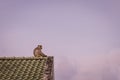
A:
56 49 120 80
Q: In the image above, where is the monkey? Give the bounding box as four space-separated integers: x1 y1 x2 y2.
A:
33 45 47 57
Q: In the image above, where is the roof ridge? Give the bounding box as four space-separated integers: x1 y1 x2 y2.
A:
0 56 53 60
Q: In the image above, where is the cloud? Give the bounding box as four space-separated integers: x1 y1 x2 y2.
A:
56 48 120 80
55 56 78 80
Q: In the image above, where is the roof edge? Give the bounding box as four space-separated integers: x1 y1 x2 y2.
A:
0 56 54 60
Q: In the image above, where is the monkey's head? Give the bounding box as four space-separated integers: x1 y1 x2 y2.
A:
38 45 42 49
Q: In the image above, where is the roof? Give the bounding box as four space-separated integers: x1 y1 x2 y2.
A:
0 56 54 80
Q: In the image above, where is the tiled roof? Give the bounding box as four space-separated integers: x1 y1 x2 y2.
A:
0 57 54 80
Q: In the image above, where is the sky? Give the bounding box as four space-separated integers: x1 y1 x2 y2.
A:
0 0 120 80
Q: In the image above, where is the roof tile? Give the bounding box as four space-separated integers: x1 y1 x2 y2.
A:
0 57 54 80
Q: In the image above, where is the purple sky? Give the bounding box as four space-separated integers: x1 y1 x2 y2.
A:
0 0 120 80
